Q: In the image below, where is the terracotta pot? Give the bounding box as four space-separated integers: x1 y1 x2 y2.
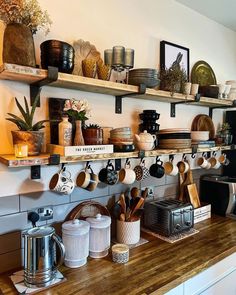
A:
11 131 44 156
83 128 103 145
3 23 36 67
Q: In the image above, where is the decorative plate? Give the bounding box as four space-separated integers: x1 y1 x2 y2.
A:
191 60 217 86
191 114 215 139
72 39 101 76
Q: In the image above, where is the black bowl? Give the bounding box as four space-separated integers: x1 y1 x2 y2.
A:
139 112 160 121
139 123 160 133
40 40 74 51
114 144 135 152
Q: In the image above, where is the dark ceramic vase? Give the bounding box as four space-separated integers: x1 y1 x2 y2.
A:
83 128 103 145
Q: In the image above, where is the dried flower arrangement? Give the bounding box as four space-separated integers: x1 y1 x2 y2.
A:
63 99 91 121
160 66 187 95
0 0 52 34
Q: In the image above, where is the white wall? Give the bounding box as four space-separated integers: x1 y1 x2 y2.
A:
0 0 236 197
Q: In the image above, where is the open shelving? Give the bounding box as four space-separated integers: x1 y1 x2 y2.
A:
0 145 232 168
0 63 234 113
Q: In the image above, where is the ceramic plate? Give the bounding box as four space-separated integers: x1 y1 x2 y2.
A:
158 128 190 134
72 39 101 76
191 60 217 86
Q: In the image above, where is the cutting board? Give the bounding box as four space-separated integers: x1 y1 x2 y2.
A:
187 183 201 208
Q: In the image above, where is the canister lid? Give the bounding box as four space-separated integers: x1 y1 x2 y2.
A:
62 219 90 235
86 214 111 228
25 226 55 238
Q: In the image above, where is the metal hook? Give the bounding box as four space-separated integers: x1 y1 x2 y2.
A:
191 153 196 159
156 156 160 163
182 153 187 161
202 152 207 158
61 163 65 171
125 158 130 165
212 151 217 157
169 155 174 162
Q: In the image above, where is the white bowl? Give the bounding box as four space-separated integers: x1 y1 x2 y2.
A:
191 131 209 142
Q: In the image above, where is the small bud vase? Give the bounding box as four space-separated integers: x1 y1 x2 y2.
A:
74 120 85 146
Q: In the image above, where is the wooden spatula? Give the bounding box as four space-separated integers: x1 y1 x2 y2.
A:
187 183 201 208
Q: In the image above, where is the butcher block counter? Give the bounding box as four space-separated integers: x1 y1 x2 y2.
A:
0 215 236 295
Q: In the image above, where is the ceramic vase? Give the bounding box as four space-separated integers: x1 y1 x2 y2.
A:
3 23 36 67
74 120 85 146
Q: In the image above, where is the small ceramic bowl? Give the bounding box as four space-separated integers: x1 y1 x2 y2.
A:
191 131 209 142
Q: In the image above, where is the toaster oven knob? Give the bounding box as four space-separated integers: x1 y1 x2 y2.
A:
185 221 191 226
175 224 181 230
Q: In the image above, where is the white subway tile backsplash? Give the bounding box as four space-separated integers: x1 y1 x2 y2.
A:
109 181 140 195
0 195 19 216
141 176 165 188
165 175 179 185
71 184 109 202
20 191 70 211
153 184 179 199
48 202 80 224
0 212 28 235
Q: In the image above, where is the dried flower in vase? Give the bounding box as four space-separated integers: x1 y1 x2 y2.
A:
0 0 52 34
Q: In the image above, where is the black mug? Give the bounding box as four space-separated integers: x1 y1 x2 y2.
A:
98 162 118 185
149 158 165 178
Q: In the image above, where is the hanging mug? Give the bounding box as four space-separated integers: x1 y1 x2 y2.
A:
149 157 165 178
134 159 150 181
99 161 118 185
49 166 75 195
119 160 136 184
76 163 99 191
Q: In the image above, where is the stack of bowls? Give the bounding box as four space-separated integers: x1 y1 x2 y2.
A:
157 128 191 149
128 68 160 88
109 127 135 152
139 110 160 134
226 81 236 100
40 40 75 74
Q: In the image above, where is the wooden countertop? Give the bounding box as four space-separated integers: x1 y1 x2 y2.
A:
0 215 236 295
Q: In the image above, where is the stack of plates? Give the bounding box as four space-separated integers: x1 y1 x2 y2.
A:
128 68 160 88
109 127 135 152
158 128 191 149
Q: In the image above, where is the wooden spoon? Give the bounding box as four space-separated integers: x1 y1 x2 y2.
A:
119 193 126 214
130 197 144 219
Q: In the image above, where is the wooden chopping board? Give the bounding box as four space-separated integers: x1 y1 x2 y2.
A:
191 114 215 139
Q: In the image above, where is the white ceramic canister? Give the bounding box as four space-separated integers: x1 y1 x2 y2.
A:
116 219 140 245
62 219 90 268
86 214 111 258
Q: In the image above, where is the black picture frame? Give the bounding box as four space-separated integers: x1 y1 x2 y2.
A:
160 40 190 80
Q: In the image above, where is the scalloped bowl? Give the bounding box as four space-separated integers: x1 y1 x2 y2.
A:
191 131 210 142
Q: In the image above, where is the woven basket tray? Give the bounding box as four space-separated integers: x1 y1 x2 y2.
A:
66 200 110 221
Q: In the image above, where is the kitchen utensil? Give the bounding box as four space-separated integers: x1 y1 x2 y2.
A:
23 226 65 288
119 193 126 214
62 219 90 268
86 214 111 258
130 197 144 218
187 183 201 208
113 202 122 219
191 60 217 86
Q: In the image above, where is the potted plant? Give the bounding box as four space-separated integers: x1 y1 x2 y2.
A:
83 124 103 145
160 53 187 95
6 90 49 155
218 123 233 145
0 0 52 66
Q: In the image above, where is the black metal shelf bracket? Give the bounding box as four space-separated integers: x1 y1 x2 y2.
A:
170 94 201 117
209 100 236 118
115 84 146 114
30 66 58 106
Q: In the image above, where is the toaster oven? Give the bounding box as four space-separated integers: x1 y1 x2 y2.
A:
144 199 194 236
200 174 236 218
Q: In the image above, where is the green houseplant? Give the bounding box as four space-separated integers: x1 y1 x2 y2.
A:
82 124 103 145
6 90 49 155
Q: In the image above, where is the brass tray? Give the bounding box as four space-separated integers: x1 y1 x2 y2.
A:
191 60 217 86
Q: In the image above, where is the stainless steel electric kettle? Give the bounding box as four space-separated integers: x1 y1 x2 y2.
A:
23 226 65 288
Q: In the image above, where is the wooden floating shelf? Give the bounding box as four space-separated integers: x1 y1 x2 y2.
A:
0 63 234 108
0 145 232 168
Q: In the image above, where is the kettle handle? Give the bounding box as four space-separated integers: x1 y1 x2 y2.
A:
52 234 65 268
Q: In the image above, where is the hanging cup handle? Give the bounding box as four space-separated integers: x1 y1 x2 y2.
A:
52 233 65 268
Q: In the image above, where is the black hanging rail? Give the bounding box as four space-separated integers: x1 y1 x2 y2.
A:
30 66 58 106
115 84 146 113
170 94 201 117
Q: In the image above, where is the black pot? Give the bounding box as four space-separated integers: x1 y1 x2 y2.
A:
139 123 160 133
139 112 160 121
